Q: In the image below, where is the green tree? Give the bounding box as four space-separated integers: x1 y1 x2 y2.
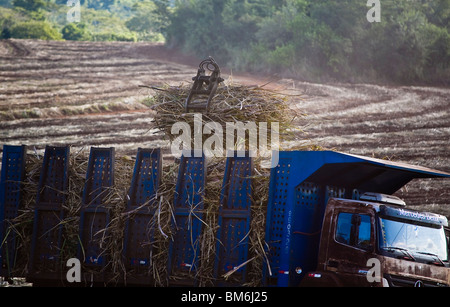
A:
166 0 277 64
12 0 45 11
61 22 92 41
419 0 450 29
418 23 450 84
9 20 63 40
165 0 450 83
125 1 167 41
361 1 428 82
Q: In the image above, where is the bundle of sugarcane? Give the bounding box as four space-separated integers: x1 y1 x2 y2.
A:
100 155 135 284
197 157 225 287
144 162 179 287
59 149 88 272
145 82 305 151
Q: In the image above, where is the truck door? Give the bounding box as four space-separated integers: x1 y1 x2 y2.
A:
325 209 376 286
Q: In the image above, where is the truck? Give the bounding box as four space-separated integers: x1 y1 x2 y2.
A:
1 146 449 287
301 195 449 287
264 150 450 287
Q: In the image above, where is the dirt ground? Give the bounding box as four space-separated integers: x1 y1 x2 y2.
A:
0 39 449 217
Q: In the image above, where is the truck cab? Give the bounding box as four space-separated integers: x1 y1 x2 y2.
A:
302 193 449 287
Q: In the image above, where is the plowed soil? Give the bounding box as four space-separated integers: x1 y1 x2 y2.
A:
0 39 449 216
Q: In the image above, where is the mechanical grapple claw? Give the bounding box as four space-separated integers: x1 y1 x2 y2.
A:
185 57 224 112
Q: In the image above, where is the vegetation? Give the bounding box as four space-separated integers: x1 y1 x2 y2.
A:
0 0 166 42
0 0 448 84
9 19 62 40
61 22 90 40
166 0 450 84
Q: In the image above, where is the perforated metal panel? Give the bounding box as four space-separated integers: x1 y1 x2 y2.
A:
31 211 63 271
171 215 202 272
168 151 206 284
82 147 115 208
123 148 161 279
126 214 152 267
214 152 252 285
36 146 69 208
289 182 324 285
0 145 26 277
81 212 108 266
29 146 69 276
78 147 114 270
294 182 322 230
264 158 291 285
126 148 161 211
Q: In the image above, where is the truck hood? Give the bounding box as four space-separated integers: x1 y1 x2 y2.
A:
382 256 450 287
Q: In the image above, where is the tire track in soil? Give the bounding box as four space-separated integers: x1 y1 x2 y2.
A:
0 39 449 216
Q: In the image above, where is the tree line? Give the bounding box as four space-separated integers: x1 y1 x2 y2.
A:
0 0 448 85
0 0 166 42
166 0 449 85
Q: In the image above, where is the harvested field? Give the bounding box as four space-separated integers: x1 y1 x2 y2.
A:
0 38 449 219
282 80 450 216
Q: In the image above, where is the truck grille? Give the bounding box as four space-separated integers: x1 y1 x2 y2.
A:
385 274 448 287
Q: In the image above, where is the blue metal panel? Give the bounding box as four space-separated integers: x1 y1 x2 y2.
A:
168 151 206 284
263 157 292 286
80 211 108 266
0 145 26 277
214 152 252 285
29 146 70 276
289 183 335 285
35 146 70 208
170 215 203 275
81 147 115 208
123 148 161 280
126 148 161 211
78 147 114 271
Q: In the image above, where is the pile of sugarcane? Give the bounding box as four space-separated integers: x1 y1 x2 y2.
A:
145 83 304 148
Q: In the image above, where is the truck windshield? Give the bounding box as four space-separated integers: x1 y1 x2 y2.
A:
378 217 448 261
